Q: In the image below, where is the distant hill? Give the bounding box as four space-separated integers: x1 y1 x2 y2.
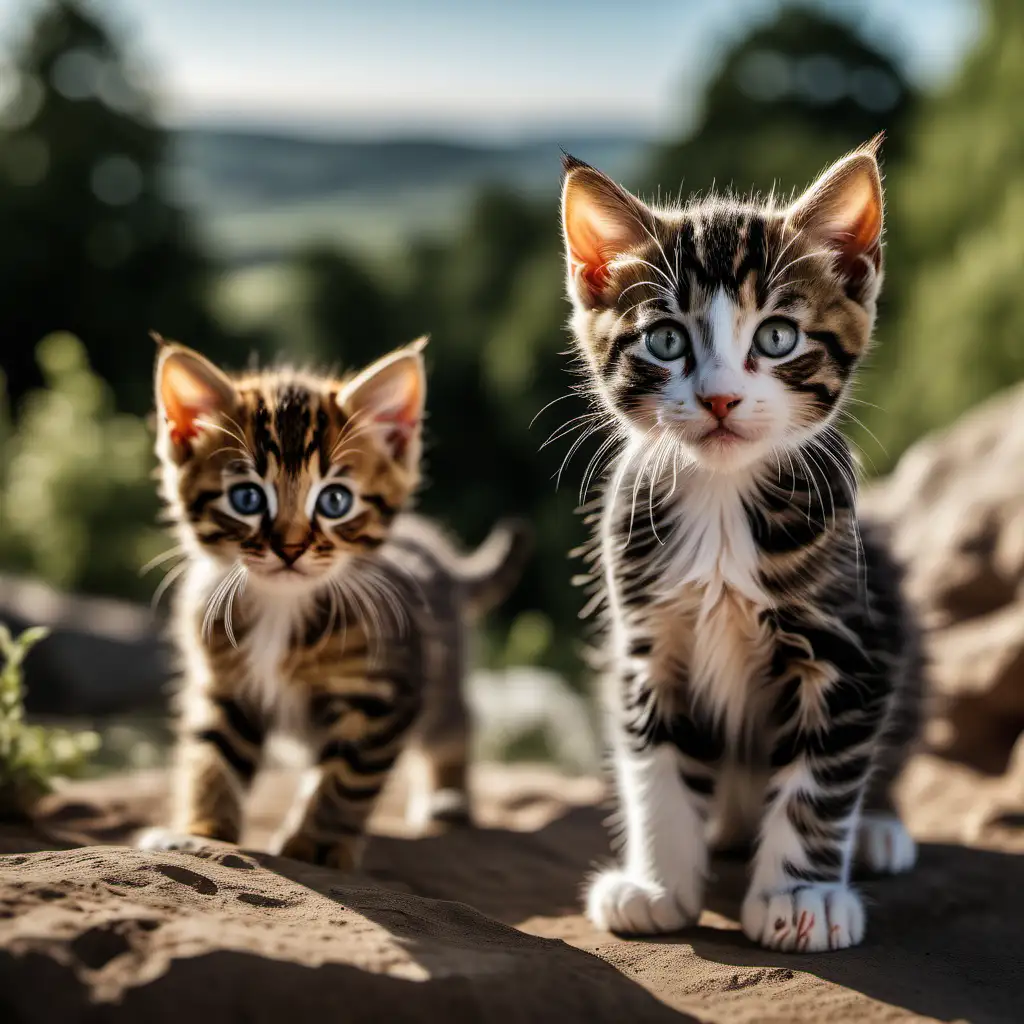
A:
168 127 649 263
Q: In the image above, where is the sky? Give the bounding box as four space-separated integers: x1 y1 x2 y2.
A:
0 0 982 139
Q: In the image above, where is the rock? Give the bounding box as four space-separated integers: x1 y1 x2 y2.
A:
862 383 1024 773
0 843 683 1023
469 667 601 772
1 762 1023 1024
0 575 171 715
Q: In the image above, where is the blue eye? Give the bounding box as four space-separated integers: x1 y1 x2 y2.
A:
316 483 353 520
228 483 266 516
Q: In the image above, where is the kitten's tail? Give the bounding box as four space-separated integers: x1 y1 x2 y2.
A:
456 518 533 619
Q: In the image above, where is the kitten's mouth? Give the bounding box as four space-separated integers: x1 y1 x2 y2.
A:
700 424 746 445
246 561 308 578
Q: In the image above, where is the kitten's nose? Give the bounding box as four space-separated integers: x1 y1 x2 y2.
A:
273 541 309 567
698 393 743 420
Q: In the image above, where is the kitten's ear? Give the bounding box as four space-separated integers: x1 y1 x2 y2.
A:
787 137 884 298
155 342 236 459
338 338 426 467
561 154 655 307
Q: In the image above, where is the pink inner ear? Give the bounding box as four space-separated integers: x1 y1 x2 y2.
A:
161 362 220 444
563 173 650 295
382 423 413 460
377 403 420 459
566 195 631 277
793 156 883 271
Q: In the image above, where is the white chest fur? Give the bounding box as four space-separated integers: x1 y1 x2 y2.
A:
188 559 312 732
242 585 326 736
646 469 773 740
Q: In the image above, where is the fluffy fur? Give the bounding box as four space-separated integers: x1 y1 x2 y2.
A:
140 339 529 868
560 140 922 951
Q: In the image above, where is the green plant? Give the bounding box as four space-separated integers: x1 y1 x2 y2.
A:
0 625 99 819
0 332 165 599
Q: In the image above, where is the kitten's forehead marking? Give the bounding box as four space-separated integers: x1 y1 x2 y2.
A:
274 383 314 474
709 288 739 363
241 381 333 480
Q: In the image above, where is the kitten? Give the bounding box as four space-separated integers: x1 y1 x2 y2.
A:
559 139 921 951
139 338 529 868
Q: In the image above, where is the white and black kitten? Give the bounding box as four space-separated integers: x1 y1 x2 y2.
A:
560 139 921 951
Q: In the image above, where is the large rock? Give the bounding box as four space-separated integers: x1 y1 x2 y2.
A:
862 384 1024 774
0 763 1022 1024
0 844 684 1024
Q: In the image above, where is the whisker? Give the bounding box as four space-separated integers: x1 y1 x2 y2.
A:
529 392 580 429
222 568 248 649
151 560 188 610
140 545 185 576
579 430 623 506
539 411 602 450
554 423 604 491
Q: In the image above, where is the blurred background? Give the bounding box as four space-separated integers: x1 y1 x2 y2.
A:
0 0 1021 773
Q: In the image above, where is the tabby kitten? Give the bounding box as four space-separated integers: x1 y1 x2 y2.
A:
140 338 529 869
560 140 921 951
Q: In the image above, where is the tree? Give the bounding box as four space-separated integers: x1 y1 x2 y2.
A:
287 244 400 366
647 6 914 201
0 0 229 414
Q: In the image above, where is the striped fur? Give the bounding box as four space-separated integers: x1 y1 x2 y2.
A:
140 340 529 869
560 142 922 951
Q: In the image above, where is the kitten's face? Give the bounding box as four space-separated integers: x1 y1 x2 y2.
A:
155 341 426 593
561 144 884 473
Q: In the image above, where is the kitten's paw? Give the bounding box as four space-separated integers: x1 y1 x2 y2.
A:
136 827 218 853
857 813 916 875
585 868 700 935
742 885 865 952
270 833 364 871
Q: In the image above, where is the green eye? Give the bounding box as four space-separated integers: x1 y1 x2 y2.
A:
644 322 690 361
754 317 799 358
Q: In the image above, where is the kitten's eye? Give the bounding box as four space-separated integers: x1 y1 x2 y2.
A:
316 483 353 520
228 483 266 517
753 318 799 358
644 322 691 361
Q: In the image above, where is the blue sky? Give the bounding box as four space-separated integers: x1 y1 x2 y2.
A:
0 0 982 138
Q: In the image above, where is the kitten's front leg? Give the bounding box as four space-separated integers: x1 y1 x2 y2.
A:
586 664 718 935
140 687 266 851
271 685 419 870
742 641 891 951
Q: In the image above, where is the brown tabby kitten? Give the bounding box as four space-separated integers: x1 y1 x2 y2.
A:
139 339 529 868
560 140 922 951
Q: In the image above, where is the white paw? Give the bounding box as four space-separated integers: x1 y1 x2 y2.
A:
136 827 210 853
857 813 916 874
742 885 865 952
585 868 700 935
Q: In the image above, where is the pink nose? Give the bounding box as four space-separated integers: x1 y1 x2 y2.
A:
698 393 743 420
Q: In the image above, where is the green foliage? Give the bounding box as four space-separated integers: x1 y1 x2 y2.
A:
857 0 1024 466
0 332 162 599
0 625 99 819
